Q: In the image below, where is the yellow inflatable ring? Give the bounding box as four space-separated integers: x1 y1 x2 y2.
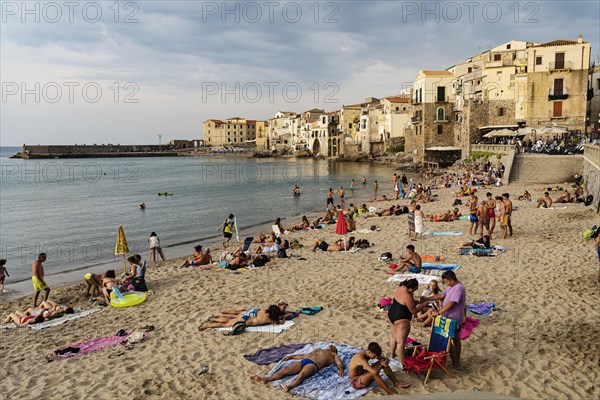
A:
110 291 147 308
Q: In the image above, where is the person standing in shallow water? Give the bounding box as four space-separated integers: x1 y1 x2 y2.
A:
149 232 166 263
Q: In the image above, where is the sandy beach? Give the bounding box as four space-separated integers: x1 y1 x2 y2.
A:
1 181 599 400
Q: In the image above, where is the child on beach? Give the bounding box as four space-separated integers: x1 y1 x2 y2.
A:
83 273 102 297
149 232 166 263
0 259 9 293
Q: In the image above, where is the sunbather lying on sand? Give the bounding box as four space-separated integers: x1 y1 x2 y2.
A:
3 311 45 326
428 210 451 222
254 238 282 255
210 301 291 321
311 237 355 252
289 216 312 231
251 345 343 392
518 190 531 201
456 235 491 250
198 305 285 330
373 195 389 202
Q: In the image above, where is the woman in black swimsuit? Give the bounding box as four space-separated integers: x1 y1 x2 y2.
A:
388 278 423 363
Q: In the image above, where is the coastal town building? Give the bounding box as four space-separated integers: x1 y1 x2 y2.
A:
525 36 590 133
588 65 600 135
202 117 256 147
255 120 268 149
405 70 455 163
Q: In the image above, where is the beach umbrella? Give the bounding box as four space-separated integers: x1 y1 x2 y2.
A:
335 210 348 254
115 224 129 274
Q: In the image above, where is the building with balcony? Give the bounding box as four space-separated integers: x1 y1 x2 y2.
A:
526 36 590 132
203 117 256 147
406 70 455 162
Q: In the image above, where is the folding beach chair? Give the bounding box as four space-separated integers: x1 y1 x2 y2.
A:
403 315 456 385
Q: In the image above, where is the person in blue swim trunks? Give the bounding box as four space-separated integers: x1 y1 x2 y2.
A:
398 245 422 274
251 345 344 393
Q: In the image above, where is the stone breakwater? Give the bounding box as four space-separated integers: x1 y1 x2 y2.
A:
12 144 178 159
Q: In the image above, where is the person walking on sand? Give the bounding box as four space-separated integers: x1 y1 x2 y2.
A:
219 214 235 248
349 342 410 394
337 186 346 209
0 259 9 293
149 232 166 263
32 253 50 308
374 180 379 197
251 346 344 393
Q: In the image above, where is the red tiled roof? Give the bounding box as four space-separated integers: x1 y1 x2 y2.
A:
531 40 585 48
385 96 411 103
246 120 257 124
206 119 224 124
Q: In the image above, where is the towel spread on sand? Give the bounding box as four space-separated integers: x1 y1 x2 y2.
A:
421 263 460 271
244 343 308 365
29 308 101 330
387 274 441 285
52 332 147 359
460 316 480 340
267 342 403 399
423 231 463 236
216 320 295 334
466 303 497 316
421 255 445 262
458 248 495 256
1 308 101 331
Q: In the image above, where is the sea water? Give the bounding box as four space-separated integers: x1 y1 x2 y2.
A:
0 146 416 294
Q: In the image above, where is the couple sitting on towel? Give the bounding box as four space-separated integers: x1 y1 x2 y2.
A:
251 342 409 394
198 302 289 331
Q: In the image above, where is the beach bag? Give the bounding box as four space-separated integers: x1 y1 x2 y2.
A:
126 331 145 344
585 195 593 206
402 206 409 214
453 199 462 206
290 239 302 249
277 249 287 258
378 297 392 310
225 321 247 336
379 252 392 261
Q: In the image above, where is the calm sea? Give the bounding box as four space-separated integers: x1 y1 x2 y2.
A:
0 146 413 294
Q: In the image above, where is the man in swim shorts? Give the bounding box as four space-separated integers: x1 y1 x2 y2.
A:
326 188 334 211
485 192 496 237
32 253 50 308
468 194 479 235
398 245 422 273
537 192 552 209
251 345 344 393
348 342 409 394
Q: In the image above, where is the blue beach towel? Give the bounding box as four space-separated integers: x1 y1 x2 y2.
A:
421 263 460 271
466 303 497 316
243 237 254 252
423 231 463 236
267 342 402 399
458 248 495 256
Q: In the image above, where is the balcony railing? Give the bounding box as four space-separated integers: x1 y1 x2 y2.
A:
411 116 421 124
435 96 450 103
548 87 569 100
548 60 572 71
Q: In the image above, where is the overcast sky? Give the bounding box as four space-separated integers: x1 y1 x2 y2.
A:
1 0 599 145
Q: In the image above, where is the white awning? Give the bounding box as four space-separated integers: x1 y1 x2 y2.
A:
426 146 462 151
478 124 519 131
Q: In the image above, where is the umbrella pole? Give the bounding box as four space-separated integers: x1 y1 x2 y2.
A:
123 255 127 275
344 235 347 254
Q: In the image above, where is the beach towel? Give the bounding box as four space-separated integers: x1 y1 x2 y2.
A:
541 206 567 210
216 320 294 334
244 343 308 365
421 263 460 271
387 273 441 285
52 332 147 360
459 316 480 340
1 308 101 331
272 225 283 237
458 248 495 256
466 302 496 316
421 255 445 262
300 307 323 316
267 342 402 399
423 231 463 236
29 308 101 330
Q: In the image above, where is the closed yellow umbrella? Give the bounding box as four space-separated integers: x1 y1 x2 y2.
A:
115 224 129 274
